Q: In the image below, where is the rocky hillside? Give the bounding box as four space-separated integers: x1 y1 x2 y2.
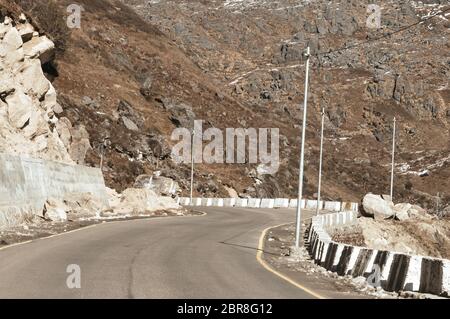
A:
6 0 450 210
0 4 70 163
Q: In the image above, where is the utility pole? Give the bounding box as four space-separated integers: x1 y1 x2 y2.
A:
295 46 311 249
390 117 396 201
190 129 195 206
316 107 325 216
99 137 108 171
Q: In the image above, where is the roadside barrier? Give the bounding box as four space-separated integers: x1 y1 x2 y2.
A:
178 197 359 212
307 211 450 297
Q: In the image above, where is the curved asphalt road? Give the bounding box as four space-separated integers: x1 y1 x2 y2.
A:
0 207 316 299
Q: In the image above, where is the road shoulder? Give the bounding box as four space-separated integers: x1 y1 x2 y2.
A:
259 223 383 299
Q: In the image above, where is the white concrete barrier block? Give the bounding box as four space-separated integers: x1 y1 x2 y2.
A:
442 260 450 296
194 198 202 206
306 200 322 210
364 249 378 275
206 198 213 206
338 212 346 225
260 198 274 208
224 198 236 207
201 198 209 206
288 199 306 209
324 201 341 211
274 198 289 208
236 198 248 207
321 241 330 264
288 199 297 208
211 198 224 206
345 211 353 223
333 244 345 267
248 198 261 208
181 198 191 206
381 253 394 282
346 247 361 275
403 256 422 292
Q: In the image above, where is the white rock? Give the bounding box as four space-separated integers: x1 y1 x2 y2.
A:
0 27 24 67
17 23 34 42
16 59 50 98
0 73 15 95
5 90 34 128
23 35 54 64
41 84 58 113
122 116 139 131
2 27 23 50
362 193 395 220
393 203 412 221
23 109 48 138
56 117 73 149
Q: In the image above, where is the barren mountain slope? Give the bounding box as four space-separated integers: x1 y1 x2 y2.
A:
6 0 450 210
124 0 450 208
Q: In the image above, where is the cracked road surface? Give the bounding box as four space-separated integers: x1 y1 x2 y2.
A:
0 207 323 299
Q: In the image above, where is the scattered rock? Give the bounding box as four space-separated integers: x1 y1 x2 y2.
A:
362 193 394 220
43 198 68 222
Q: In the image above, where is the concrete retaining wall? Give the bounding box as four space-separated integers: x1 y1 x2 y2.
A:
0 153 107 228
179 197 359 212
307 210 450 297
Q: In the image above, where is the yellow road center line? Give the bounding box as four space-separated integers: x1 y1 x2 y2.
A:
256 223 327 299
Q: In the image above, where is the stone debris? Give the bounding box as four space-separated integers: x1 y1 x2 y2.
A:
107 188 181 216
40 187 182 223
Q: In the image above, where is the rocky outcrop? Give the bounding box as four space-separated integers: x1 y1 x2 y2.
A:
133 174 181 196
0 14 72 163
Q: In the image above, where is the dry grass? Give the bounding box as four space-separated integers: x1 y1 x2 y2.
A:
11 0 70 53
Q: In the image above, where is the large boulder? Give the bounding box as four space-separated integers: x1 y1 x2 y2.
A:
362 193 395 220
393 203 412 221
43 198 68 222
5 89 33 129
393 203 429 221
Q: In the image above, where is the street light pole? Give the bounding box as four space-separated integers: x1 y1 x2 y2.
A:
295 46 311 249
316 107 325 216
190 129 195 205
390 117 396 201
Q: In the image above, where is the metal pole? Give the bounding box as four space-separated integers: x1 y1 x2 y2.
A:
190 129 195 205
295 46 311 248
390 117 396 200
316 107 325 216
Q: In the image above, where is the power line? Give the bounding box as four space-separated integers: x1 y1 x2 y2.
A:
315 6 450 57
